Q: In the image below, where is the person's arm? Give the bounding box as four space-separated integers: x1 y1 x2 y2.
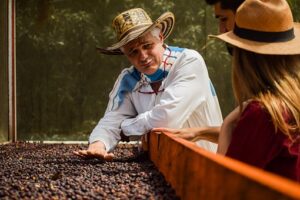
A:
74 69 138 159
217 107 241 154
217 100 251 154
121 49 219 135
88 94 137 152
152 127 220 143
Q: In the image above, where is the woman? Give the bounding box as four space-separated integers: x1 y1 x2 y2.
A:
153 0 300 182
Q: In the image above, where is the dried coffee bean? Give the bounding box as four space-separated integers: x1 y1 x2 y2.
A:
0 142 179 199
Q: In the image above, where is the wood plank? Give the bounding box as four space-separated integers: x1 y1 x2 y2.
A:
145 131 300 200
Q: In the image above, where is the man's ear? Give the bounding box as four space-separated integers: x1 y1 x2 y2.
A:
159 32 164 42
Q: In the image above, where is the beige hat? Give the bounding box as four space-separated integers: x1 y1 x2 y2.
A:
97 8 175 55
211 0 300 55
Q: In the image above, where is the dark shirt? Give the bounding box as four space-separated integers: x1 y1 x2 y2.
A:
226 101 300 182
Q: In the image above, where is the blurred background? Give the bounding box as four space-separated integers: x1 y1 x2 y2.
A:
1 0 300 141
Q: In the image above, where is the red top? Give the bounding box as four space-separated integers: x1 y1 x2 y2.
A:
226 101 300 182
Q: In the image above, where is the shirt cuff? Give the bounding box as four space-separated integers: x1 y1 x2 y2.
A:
88 132 118 152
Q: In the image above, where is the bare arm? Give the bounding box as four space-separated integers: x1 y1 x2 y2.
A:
152 126 220 143
217 101 251 155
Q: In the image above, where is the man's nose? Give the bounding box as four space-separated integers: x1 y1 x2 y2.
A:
140 49 148 61
219 23 227 34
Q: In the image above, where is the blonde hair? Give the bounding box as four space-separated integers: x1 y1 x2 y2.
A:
232 48 300 139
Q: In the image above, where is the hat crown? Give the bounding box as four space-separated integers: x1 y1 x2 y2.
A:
112 8 153 41
97 9 175 55
236 0 294 32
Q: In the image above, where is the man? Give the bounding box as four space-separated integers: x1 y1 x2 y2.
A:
74 8 223 160
152 0 245 144
206 0 245 33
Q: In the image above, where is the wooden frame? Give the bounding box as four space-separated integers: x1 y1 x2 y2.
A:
144 132 300 199
8 0 16 142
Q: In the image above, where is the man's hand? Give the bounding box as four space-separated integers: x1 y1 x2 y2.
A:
73 141 114 161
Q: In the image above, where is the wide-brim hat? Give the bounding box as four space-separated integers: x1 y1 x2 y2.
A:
97 8 175 55
210 0 300 55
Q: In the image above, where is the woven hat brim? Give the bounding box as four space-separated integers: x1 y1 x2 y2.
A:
96 12 175 55
210 23 300 55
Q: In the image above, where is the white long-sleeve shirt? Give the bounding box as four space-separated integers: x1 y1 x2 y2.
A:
89 46 223 152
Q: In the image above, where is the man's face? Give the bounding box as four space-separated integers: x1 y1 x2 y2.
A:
122 32 165 75
214 2 235 33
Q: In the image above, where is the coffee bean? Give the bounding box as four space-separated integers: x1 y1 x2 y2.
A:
0 142 179 199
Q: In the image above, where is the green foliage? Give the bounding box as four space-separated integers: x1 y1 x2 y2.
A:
16 0 235 140
287 0 300 21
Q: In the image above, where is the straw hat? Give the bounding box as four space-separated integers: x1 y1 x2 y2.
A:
97 8 175 55
211 0 300 55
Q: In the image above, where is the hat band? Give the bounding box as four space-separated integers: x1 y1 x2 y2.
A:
234 24 295 42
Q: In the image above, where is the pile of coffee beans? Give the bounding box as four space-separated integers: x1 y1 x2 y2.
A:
0 142 178 199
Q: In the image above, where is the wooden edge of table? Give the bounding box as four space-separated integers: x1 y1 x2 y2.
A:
143 131 300 200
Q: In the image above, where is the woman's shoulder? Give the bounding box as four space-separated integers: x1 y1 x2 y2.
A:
241 100 269 121
242 100 260 111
